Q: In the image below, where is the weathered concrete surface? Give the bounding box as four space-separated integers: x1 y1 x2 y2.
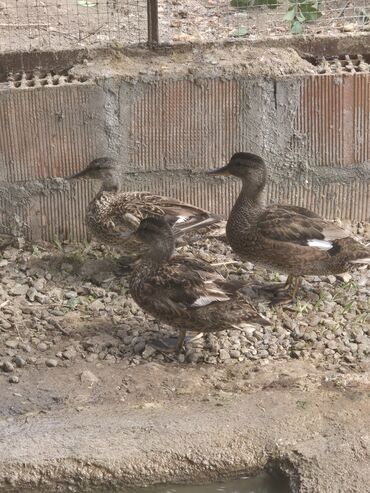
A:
0 42 369 241
0 360 369 493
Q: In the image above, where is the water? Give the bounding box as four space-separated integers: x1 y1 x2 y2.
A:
96 473 291 493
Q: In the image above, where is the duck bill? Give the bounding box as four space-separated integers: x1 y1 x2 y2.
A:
65 169 88 180
206 165 230 176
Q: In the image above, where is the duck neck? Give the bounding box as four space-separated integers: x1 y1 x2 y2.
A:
99 171 120 193
228 179 265 233
142 239 175 266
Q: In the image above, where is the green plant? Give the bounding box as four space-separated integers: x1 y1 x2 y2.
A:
230 0 279 9
284 0 322 34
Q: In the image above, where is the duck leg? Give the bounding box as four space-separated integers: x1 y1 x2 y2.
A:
270 276 302 305
149 329 188 354
258 274 294 294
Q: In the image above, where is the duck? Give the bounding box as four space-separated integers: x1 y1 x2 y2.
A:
208 152 370 303
67 157 221 267
126 216 270 353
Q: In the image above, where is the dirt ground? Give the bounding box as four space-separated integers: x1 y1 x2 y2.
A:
0 0 369 53
0 222 369 492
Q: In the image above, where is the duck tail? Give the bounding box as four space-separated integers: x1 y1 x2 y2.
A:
350 257 370 264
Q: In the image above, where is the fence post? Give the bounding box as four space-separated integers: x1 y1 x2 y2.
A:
147 0 159 45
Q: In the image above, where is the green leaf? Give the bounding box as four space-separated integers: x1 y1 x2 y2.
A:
254 0 280 9
291 19 304 34
78 0 97 7
232 26 249 37
283 8 296 21
300 3 322 22
230 0 251 8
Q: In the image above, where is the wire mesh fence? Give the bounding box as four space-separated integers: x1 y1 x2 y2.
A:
0 1 370 53
0 0 148 52
158 0 370 44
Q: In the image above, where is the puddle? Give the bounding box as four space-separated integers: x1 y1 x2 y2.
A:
95 473 291 493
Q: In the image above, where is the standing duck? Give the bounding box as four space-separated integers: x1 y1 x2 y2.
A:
67 157 221 265
208 152 370 303
126 216 270 353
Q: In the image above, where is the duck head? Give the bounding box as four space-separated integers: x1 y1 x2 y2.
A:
129 216 176 262
208 152 267 194
66 157 119 192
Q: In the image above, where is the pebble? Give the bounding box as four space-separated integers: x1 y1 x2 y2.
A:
9 375 19 384
2 361 14 372
45 359 58 367
80 370 99 385
14 355 26 368
5 340 18 349
219 349 230 361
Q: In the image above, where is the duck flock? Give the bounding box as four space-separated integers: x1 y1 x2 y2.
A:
65 152 370 354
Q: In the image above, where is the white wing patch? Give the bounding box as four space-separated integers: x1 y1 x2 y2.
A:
307 239 333 250
191 294 229 307
175 216 188 224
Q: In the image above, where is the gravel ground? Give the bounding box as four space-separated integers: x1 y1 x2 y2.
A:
0 221 369 385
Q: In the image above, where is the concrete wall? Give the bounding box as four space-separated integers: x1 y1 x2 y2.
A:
0 45 369 242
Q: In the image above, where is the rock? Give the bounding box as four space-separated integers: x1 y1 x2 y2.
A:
14 355 26 368
89 299 105 311
2 361 14 372
10 284 29 296
80 370 99 385
65 291 77 299
5 340 18 349
0 318 12 329
45 358 58 367
229 349 241 359
9 375 19 384
37 342 48 351
336 272 352 283
62 348 77 360
142 345 157 359
26 287 37 301
219 349 229 361
134 341 146 354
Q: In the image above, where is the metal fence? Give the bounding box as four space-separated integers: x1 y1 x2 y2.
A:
0 1 369 52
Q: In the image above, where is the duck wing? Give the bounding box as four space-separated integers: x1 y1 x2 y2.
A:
110 192 221 234
137 256 239 316
257 205 349 250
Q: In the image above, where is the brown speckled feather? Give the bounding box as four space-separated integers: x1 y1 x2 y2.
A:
210 153 370 277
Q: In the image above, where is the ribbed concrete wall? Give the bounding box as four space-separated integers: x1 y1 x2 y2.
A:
0 71 369 242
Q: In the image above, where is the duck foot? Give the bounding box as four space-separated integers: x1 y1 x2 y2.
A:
148 329 195 354
269 276 302 306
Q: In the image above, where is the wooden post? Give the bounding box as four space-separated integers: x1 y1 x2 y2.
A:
147 0 159 45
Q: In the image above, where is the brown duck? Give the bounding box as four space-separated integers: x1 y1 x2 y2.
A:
127 216 270 352
67 157 221 266
209 152 370 303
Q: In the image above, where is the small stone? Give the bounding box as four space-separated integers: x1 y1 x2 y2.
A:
37 342 48 352
65 291 77 299
5 340 18 349
9 375 19 384
229 349 241 359
142 345 157 359
2 361 14 372
0 318 12 329
336 272 352 283
326 340 337 350
10 284 29 296
62 348 77 360
14 355 26 368
89 299 105 311
80 370 99 385
219 349 230 361
26 287 37 302
45 358 58 367
134 341 146 354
